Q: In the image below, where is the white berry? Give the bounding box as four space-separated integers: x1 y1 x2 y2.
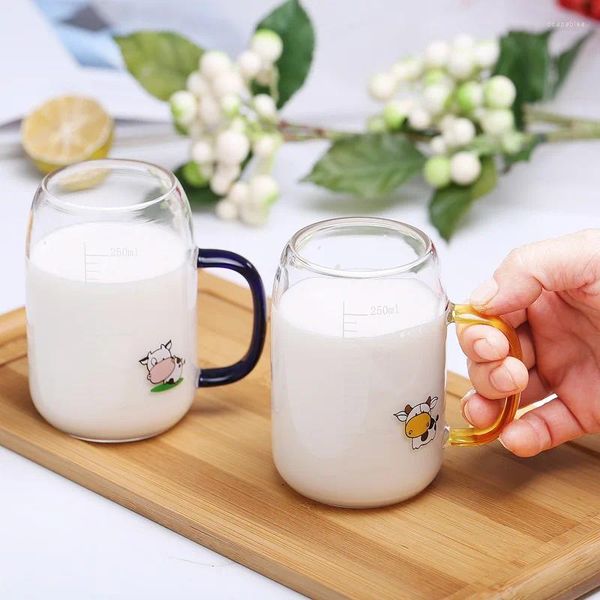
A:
237 50 262 79
447 48 475 80
212 71 244 98
430 135 447 155
253 94 278 120
248 174 279 207
200 51 232 80
220 94 241 117
368 72 397 102
408 107 432 130
188 121 205 139
439 114 456 133
480 109 514 136
475 40 500 69
198 96 222 127
255 67 274 86
229 117 246 133
251 29 283 64
421 83 450 115
425 40 450 68
210 172 233 195
186 71 209 96
215 129 250 165
253 133 280 157
484 75 517 109
227 181 250 206
215 163 241 182
191 138 214 164
450 151 481 185
215 199 238 221
169 91 197 126
449 117 476 146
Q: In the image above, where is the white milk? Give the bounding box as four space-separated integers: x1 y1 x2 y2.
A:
271 277 448 507
26 222 197 441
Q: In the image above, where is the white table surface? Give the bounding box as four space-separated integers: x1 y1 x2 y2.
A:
2 1 600 598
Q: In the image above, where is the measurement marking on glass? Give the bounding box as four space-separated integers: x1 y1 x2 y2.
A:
83 244 110 283
342 302 368 338
83 244 140 282
342 302 401 337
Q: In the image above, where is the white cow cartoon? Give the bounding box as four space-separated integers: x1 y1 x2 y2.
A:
394 396 440 450
139 340 185 386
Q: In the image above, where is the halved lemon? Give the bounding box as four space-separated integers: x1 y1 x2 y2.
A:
22 95 113 173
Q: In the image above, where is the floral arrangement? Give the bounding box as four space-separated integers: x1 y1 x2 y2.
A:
115 0 597 239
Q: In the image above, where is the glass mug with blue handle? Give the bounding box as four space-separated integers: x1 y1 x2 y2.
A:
271 217 522 508
26 159 266 442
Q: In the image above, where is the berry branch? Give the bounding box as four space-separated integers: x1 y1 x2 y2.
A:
116 0 596 239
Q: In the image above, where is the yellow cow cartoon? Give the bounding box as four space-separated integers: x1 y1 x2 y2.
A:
394 396 439 450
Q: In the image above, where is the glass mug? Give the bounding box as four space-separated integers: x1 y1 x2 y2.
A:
271 217 521 508
26 159 266 442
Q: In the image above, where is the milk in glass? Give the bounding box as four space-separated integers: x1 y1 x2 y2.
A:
271 277 447 507
26 222 197 441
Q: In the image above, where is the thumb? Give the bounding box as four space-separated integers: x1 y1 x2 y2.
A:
470 229 600 315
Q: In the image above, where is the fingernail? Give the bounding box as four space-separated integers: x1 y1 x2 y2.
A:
490 364 517 393
470 278 499 307
473 337 500 360
460 389 476 421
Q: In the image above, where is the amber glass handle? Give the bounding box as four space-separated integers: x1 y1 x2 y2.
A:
448 303 523 446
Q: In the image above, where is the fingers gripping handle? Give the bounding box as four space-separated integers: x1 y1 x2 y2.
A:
448 303 523 446
196 248 267 387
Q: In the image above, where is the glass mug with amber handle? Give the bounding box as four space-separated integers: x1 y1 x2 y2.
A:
271 217 521 508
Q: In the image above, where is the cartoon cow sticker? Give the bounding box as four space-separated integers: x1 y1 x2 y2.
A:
394 395 440 450
139 341 185 392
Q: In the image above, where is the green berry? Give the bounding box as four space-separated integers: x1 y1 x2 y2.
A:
422 68 448 86
456 81 483 113
423 156 451 188
500 131 526 154
181 161 210 187
383 101 409 129
484 75 516 109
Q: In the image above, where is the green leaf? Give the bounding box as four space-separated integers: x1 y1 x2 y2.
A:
493 30 552 128
115 31 202 101
552 31 592 95
429 158 498 241
151 378 183 393
174 164 220 204
303 133 425 198
254 0 315 108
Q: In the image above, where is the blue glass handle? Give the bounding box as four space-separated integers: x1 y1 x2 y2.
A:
196 248 267 387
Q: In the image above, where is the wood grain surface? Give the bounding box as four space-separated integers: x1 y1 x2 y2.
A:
0 273 598 600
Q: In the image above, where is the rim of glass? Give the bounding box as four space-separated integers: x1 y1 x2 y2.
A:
40 158 177 213
288 217 434 278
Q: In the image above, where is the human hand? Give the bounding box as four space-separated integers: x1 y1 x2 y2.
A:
457 229 600 457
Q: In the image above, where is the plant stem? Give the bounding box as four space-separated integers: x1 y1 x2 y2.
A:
277 109 600 145
277 120 435 143
525 105 600 131
544 122 600 142
276 120 352 141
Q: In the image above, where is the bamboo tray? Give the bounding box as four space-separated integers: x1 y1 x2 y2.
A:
0 273 599 600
